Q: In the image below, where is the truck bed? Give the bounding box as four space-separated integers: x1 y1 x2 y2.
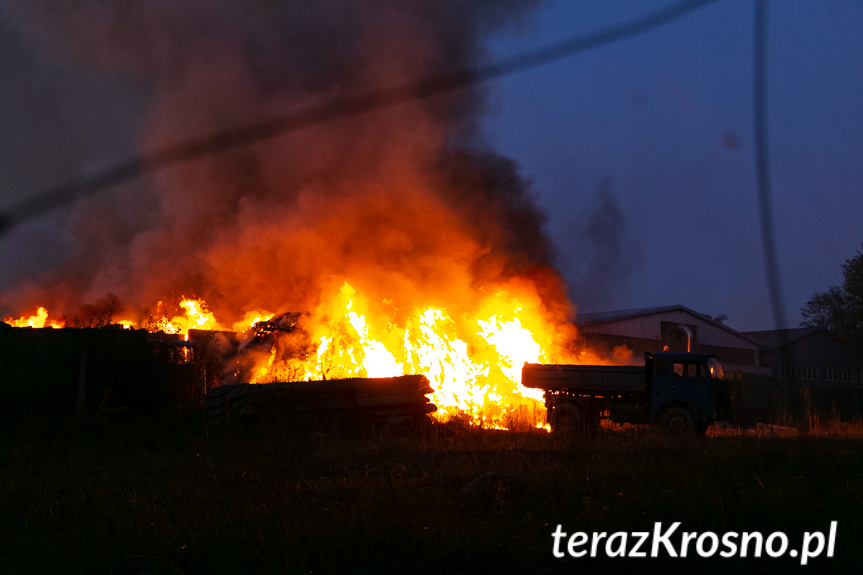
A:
521 363 646 393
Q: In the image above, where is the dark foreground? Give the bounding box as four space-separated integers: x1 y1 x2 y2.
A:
2 410 862 574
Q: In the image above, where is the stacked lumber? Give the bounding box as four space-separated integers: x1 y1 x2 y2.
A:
206 374 436 428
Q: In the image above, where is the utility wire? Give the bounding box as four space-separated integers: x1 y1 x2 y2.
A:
753 0 788 332
0 0 721 233
755 0 804 428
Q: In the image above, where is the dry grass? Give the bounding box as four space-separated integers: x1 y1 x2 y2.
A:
708 410 863 439
2 410 862 574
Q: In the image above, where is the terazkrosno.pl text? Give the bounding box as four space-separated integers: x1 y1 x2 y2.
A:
551 521 837 565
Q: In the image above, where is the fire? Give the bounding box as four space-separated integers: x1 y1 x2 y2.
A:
0 0 605 433
144 301 180 334
250 346 277 385
178 299 224 331
231 311 275 333
4 282 576 429
243 279 567 429
3 299 228 336
3 306 65 329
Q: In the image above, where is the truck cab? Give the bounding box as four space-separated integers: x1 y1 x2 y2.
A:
645 351 728 434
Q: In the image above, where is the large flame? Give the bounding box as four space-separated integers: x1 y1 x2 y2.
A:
4 307 65 329
250 278 571 428
4 279 580 429
0 1 615 431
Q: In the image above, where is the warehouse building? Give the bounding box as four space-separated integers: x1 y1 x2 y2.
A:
574 306 863 422
573 305 762 373
746 327 863 421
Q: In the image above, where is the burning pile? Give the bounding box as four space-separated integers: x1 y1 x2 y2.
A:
0 1 595 428
5 274 578 428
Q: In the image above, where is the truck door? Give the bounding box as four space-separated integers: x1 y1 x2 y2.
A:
669 360 710 416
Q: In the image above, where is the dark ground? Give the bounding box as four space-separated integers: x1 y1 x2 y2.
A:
2 409 862 574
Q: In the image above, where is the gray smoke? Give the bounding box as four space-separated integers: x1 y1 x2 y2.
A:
0 0 570 325
562 178 636 311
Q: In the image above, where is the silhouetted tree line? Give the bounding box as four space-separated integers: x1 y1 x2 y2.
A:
801 242 863 358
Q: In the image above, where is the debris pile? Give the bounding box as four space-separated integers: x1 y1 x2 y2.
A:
206 374 435 429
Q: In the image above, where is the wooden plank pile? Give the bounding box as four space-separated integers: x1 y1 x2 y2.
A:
206 374 436 428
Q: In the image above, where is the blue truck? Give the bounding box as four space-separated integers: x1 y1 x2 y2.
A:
521 351 729 435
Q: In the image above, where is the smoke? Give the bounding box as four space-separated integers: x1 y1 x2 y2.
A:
562 178 636 311
0 0 569 326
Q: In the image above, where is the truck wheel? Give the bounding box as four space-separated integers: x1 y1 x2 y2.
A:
550 402 588 438
659 407 695 435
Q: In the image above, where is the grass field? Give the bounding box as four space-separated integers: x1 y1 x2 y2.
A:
2 410 862 574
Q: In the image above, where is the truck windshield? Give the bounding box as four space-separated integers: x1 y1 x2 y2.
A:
706 357 724 380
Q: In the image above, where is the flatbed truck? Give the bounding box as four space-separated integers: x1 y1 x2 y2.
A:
522 351 729 435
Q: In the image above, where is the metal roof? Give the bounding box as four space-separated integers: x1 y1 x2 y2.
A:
575 305 697 326
575 304 762 347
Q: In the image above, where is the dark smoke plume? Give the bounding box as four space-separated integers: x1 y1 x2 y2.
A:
0 0 568 325
563 178 636 312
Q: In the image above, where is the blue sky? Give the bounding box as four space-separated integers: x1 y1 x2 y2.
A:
487 0 863 330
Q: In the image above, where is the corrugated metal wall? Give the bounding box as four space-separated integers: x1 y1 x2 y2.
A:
580 315 661 339
579 309 759 352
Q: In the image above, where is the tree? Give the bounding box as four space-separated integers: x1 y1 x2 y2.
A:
801 243 863 357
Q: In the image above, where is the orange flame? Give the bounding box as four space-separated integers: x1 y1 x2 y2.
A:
176 298 226 332
3 307 65 329
244 279 571 429
6 279 586 430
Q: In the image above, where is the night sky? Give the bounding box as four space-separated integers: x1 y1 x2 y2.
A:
1 0 861 333
488 0 863 331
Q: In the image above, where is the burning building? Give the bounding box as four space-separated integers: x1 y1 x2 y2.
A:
0 1 601 428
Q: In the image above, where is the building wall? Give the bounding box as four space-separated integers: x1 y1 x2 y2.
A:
579 310 759 351
755 331 863 422
578 310 759 368
579 333 657 364
698 343 758 370
762 332 863 385
578 312 863 422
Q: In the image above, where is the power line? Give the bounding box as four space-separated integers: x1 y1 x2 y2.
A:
753 0 788 332
0 0 721 233
754 0 804 428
